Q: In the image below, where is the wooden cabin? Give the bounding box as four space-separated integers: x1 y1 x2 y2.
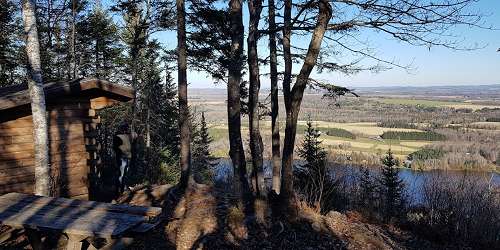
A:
0 78 134 200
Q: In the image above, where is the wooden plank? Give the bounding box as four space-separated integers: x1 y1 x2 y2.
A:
0 162 88 180
0 182 33 194
0 123 87 136
0 117 97 129
90 97 119 110
0 175 34 186
0 195 149 224
0 158 36 169
70 193 89 201
0 169 87 186
0 110 92 128
0 151 90 169
0 138 86 154
0 135 32 144
61 185 89 197
1 193 162 218
0 184 88 199
0 151 34 161
0 205 143 238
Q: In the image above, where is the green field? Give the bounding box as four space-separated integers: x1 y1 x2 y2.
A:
208 121 431 159
372 98 457 107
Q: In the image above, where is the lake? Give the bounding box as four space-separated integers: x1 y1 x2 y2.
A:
214 159 500 205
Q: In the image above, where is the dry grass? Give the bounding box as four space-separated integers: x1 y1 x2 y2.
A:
400 141 432 147
444 104 500 110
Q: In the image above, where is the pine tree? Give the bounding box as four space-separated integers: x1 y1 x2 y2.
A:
380 149 404 221
296 118 331 213
298 119 327 168
192 112 216 183
358 166 377 217
77 6 123 80
0 1 24 86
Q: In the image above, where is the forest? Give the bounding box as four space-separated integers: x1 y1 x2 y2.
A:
0 0 499 249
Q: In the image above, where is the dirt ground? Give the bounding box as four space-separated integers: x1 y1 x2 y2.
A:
124 184 442 250
0 184 454 250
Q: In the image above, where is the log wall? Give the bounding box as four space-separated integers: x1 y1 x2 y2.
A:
0 95 119 200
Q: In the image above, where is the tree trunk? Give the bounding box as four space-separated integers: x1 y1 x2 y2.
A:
70 0 76 79
22 0 51 196
247 0 265 197
177 0 193 188
280 0 294 211
280 0 332 215
228 0 253 211
268 0 281 194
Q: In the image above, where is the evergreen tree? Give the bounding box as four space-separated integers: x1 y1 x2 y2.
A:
296 118 332 213
0 1 24 86
379 149 404 221
35 0 74 81
77 6 123 81
192 112 216 183
358 166 377 217
298 119 327 168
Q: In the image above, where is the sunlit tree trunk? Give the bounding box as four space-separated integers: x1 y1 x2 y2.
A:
228 0 253 210
281 0 332 215
22 0 51 196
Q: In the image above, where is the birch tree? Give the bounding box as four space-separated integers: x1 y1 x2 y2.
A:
22 0 51 196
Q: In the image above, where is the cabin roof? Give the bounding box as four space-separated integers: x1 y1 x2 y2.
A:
0 78 134 111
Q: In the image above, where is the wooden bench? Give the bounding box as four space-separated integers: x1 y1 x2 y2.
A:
0 192 162 249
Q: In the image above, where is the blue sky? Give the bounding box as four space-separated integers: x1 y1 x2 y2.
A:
148 0 500 89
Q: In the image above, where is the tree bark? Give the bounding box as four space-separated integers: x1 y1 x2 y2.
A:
22 0 51 196
268 0 281 194
280 0 294 210
70 0 76 79
280 0 332 215
247 0 265 197
228 0 253 211
177 0 193 188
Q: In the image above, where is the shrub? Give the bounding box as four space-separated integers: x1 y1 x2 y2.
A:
417 174 500 247
381 131 446 141
321 127 356 139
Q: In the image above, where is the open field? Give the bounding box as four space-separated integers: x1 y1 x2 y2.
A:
295 121 422 137
193 85 500 171
371 97 500 110
209 120 430 159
